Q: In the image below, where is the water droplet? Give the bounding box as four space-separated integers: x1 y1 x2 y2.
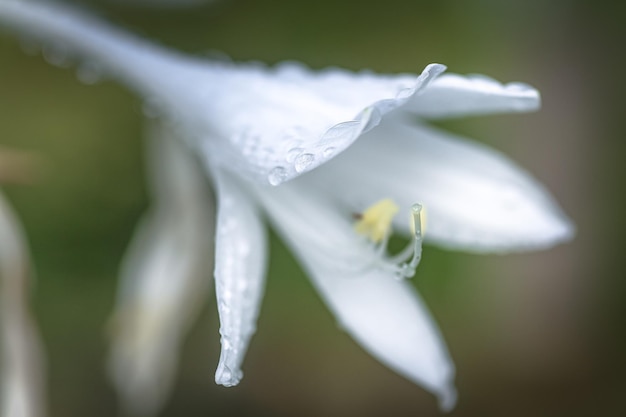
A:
267 166 288 185
221 335 232 350
323 147 336 157
216 363 243 387
294 153 314 173
286 147 304 163
325 121 360 140
42 43 72 68
76 62 103 85
221 366 232 380
506 82 532 92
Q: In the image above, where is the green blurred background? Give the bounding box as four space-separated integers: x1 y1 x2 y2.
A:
0 0 624 416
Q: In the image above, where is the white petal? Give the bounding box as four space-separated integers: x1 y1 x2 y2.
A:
0 192 46 417
0 1 445 185
406 73 540 119
211 169 267 387
316 270 456 412
255 183 456 410
107 122 214 416
303 116 574 252
196 62 445 186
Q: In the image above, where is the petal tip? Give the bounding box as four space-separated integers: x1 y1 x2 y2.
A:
497 208 576 252
215 362 243 387
409 73 542 118
424 63 447 77
541 211 576 247
523 196 576 250
437 383 458 413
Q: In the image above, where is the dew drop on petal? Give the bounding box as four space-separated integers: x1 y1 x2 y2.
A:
221 365 232 380
76 62 103 85
42 43 72 67
506 82 533 92
267 166 288 185
323 147 336 158
221 334 232 350
325 120 361 141
294 153 315 173
286 147 304 163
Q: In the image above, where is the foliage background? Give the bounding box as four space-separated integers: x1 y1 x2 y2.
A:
0 0 624 416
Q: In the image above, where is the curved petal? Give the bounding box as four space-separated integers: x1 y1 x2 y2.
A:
255 183 456 410
0 192 46 417
303 116 574 252
107 122 214 416
197 62 444 185
406 73 540 119
211 169 267 387
0 0 446 185
312 270 456 412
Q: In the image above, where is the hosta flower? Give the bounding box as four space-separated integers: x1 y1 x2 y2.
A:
0 0 574 415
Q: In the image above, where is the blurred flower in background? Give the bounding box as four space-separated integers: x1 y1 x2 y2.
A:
0 0 624 416
106 120 215 416
0 149 46 417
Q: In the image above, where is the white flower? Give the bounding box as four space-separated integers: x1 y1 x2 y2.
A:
0 0 574 415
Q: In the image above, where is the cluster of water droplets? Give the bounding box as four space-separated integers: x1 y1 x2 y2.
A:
285 147 315 173
75 61 103 85
19 37 105 85
267 147 316 186
264 105 386 186
267 145 338 186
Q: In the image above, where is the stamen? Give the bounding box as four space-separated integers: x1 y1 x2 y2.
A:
353 199 425 280
395 204 424 279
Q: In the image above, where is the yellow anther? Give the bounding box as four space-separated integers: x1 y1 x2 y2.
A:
354 198 399 243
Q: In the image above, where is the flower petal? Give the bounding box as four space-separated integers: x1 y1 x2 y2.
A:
0 191 46 417
196 62 445 185
107 122 214 416
303 116 574 252
255 183 456 410
406 73 540 119
211 169 267 387
0 1 445 185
